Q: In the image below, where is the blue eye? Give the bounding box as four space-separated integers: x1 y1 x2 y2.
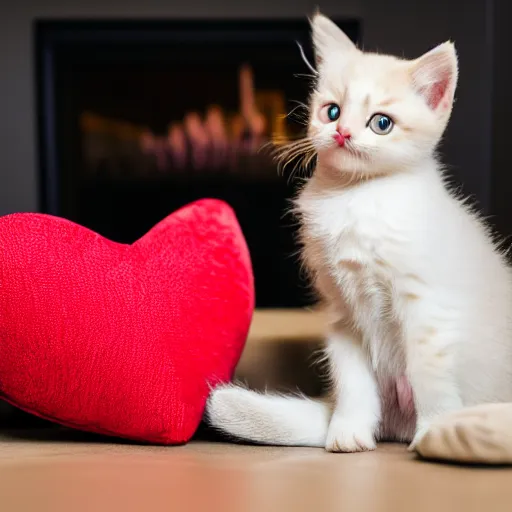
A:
369 114 394 135
326 103 340 122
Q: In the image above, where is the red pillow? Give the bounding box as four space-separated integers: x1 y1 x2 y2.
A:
0 199 253 444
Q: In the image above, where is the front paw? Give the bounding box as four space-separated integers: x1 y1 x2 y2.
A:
325 415 376 453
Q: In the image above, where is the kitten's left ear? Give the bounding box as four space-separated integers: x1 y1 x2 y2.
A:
410 42 458 113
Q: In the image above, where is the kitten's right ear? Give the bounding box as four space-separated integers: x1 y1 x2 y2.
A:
310 13 358 66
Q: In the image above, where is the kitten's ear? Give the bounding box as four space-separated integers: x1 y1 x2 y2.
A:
410 42 458 113
310 12 358 66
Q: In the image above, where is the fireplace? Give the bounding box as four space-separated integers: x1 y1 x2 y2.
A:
35 19 360 309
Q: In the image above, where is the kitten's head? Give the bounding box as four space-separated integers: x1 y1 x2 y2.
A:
306 13 458 176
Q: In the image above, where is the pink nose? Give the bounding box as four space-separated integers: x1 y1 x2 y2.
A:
333 129 351 147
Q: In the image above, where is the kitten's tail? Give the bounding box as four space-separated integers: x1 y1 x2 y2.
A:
205 384 331 447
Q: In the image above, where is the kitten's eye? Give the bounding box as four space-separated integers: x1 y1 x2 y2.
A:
369 114 394 135
326 103 341 122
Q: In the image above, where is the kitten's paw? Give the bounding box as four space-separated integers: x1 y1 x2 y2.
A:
325 416 376 453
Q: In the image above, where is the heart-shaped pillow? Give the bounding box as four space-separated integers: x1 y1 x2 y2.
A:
0 199 253 444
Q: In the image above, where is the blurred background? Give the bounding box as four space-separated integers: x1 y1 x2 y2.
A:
0 0 510 413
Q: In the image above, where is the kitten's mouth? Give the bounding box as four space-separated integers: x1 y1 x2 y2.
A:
331 136 354 152
333 133 349 147
332 132 351 148
329 137 368 162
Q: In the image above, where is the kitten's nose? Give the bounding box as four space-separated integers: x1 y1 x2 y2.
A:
333 129 351 147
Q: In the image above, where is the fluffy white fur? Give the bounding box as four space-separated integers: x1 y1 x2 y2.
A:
206 13 512 452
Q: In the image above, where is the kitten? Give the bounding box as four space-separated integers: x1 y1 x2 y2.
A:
206 13 512 452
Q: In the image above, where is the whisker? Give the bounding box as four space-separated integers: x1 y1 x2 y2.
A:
293 73 317 81
260 133 311 154
286 105 310 127
289 99 310 110
287 104 305 118
296 41 318 76
344 140 373 163
272 136 319 178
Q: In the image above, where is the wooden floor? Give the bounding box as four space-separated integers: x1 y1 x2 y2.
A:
0 429 511 511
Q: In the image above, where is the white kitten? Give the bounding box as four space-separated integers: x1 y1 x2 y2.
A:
206 13 512 452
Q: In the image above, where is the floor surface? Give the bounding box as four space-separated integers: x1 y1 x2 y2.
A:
0 429 511 511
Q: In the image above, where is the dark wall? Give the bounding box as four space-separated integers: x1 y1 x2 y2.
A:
364 0 493 213
490 0 512 238
0 0 492 215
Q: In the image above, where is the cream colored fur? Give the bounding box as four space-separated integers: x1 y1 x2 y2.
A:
206 13 512 453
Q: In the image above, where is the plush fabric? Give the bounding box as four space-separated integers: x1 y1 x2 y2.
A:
415 404 512 464
0 199 254 444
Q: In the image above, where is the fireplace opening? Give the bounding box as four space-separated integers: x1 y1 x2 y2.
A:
35 19 360 308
